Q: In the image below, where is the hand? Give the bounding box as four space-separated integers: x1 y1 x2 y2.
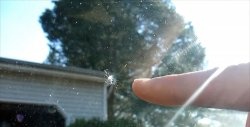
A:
132 62 250 126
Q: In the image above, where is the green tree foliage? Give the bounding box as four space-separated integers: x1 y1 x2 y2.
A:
154 23 205 76
40 0 205 126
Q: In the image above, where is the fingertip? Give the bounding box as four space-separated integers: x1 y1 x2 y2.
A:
132 76 184 106
132 78 150 97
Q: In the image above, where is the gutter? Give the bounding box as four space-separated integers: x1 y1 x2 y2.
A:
0 57 106 83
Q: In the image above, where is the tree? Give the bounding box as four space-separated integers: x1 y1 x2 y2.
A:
40 0 205 126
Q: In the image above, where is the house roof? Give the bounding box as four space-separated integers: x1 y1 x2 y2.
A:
0 57 106 83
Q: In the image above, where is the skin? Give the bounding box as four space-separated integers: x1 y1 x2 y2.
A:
132 62 250 126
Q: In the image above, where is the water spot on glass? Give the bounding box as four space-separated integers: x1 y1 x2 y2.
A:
48 106 57 114
124 64 127 68
16 114 24 122
79 2 82 5
72 87 75 90
75 21 78 24
111 17 115 23
76 92 79 95
49 94 52 97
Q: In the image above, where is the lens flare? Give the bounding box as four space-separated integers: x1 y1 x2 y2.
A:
166 67 226 127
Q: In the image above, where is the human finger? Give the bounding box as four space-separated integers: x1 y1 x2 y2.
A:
132 63 250 111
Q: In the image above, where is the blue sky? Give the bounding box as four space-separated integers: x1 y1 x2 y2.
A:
0 0 53 62
0 0 249 69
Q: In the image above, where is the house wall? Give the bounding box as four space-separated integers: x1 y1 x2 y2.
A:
0 68 107 125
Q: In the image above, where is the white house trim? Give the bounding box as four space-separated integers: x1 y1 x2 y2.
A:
0 57 108 126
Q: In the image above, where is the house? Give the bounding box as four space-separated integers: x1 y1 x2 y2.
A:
0 57 107 127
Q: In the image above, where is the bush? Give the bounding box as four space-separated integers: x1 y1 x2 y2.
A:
68 118 141 127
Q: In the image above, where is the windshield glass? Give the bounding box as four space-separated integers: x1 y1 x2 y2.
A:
0 0 249 127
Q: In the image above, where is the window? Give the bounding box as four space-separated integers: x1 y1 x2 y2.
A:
0 0 249 127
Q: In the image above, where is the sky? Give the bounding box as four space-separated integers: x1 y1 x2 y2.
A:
0 0 249 69
0 0 53 63
172 0 250 68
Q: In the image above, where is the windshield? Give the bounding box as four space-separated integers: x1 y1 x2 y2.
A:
0 0 249 127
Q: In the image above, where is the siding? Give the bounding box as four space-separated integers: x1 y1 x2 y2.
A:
0 70 107 125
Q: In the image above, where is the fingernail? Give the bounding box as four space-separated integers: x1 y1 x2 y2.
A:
132 78 151 98
133 78 150 85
